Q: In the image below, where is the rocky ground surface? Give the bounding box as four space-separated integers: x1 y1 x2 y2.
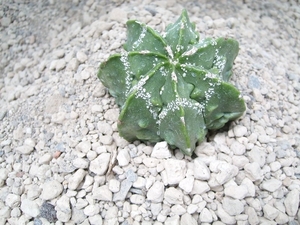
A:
0 0 300 224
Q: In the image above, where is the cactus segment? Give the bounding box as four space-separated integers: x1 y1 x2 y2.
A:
98 9 246 156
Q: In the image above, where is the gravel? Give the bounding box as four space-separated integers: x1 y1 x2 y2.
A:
0 0 299 224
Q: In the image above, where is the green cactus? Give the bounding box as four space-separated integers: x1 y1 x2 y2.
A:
98 9 246 156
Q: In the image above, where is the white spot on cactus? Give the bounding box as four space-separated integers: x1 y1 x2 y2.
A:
171 71 177 82
182 47 198 56
166 46 174 59
132 25 147 50
180 116 185 125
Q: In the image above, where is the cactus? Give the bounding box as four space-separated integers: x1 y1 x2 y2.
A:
98 9 246 156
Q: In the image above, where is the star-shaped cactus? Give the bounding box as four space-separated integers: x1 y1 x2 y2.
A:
98 9 246 156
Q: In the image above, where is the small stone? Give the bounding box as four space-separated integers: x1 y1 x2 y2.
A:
130 194 145 204
51 112 66 124
76 141 91 153
72 157 89 169
92 83 106 97
80 66 93 80
164 159 186 185
217 203 236 224
232 155 249 168
104 108 119 121
117 148 131 166
66 58 79 71
200 208 213 223
1 17 11 27
93 185 112 201
53 49 65 58
258 135 270 144
88 215 103 225
16 145 34 154
89 153 111 175
39 202 57 223
105 206 118 220
5 193 20 208
269 161 281 172
68 169 87 190
113 173 136 202
191 180 210 195
56 195 70 213
230 140 246 155
39 153 53 165
195 142 216 156
179 176 194 193
56 59 66 71
41 180 63 200
222 197 244 216
212 161 238 185
164 187 183 205
224 184 249 199
143 157 159 167
108 179 120 192
151 141 172 158
147 181 164 203
165 215 180 225
84 205 100 216
275 211 289 224
20 199 40 217
244 162 263 181
241 178 256 197
261 178 282 192
56 209 71 222
97 121 113 135
193 157 210 180
284 189 299 216
109 8 128 22
233 125 248 137
248 147 266 167
171 204 186 215
245 207 259 225
76 51 88 63
263 204 279 220
180 213 197 225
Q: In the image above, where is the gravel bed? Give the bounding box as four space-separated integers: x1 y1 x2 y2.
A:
0 0 299 224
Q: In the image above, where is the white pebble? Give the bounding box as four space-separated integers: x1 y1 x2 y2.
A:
261 178 282 192
164 159 186 185
233 125 248 137
92 185 112 201
263 204 279 220
130 194 145 204
193 157 210 180
222 197 244 216
191 180 210 195
224 184 249 200
284 189 299 216
147 181 164 203
108 179 120 193
151 141 172 158
180 213 197 225
89 153 111 175
117 148 131 166
76 51 88 63
5 194 20 208
179 176 194 193
244 162 263 181
200 208 213 223
20 199 40 217
84 204 100 216
41 180 63 200
68 169 87 190
164 187 183 205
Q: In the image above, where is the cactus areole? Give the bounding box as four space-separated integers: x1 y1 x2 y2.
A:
98 10 246 156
